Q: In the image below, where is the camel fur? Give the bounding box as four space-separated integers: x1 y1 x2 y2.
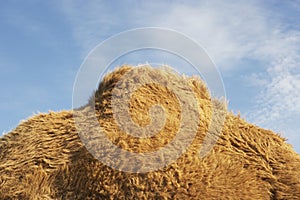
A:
0 65 300 199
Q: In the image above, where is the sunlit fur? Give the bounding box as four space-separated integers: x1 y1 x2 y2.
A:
1 66 299 199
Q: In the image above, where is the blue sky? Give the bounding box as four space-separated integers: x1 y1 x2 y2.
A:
0 0 299 153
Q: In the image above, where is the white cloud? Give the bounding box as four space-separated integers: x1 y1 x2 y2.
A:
58 0 300 150
246 55 300 127
243 26 300 130
58 1 298 70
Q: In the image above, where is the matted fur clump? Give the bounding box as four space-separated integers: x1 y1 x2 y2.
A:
0 65 300 199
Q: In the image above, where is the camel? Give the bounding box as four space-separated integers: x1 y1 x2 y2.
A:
1 65 299 199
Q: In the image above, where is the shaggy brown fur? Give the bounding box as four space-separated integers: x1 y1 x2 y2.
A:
0 65 300 199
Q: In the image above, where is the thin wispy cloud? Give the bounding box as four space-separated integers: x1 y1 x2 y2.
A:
59 1 287 69
247 52 300 127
